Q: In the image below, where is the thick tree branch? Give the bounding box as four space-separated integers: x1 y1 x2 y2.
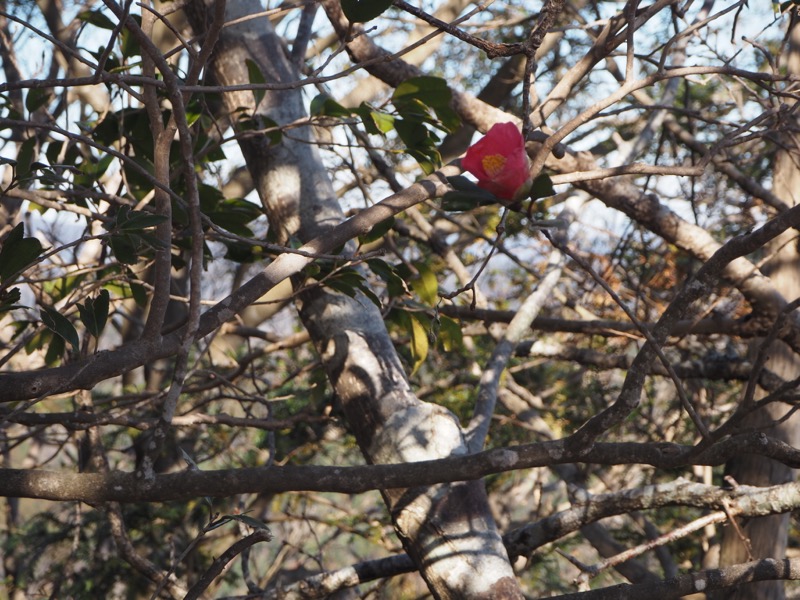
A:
549 557 800 600
4 433 800 503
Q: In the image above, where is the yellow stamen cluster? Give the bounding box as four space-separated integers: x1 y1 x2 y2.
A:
481 154 506 178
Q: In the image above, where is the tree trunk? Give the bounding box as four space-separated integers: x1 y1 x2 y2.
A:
183 2 523 597
714 15 800 600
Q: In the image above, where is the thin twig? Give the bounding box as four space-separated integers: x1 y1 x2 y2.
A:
574 508 740 586
392 0 522 58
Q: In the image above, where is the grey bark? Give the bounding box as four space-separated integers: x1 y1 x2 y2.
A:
183 2 522 597
713 15 800 600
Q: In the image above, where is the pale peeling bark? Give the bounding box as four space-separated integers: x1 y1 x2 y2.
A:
184 2 522 597
714 15 800 600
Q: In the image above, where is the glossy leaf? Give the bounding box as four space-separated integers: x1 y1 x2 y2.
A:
207 198 262 237
310 94 351 118
78 290 110 338
108 234 139 265
41 306 80 352
367 259 409 298
393 76 459 132
355 104 395 135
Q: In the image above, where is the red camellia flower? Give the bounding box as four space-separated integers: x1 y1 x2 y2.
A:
462 122 532 201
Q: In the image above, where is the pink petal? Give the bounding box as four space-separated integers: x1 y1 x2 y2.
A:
462 123 530 200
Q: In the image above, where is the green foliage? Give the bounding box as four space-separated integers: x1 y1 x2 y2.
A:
367 258 409 298
442 175 497 211
78 9 117 30
77 289 110 339
199 184 263 239
529 173 555 200
245 59 266 107
340 0 393 23
307 262 382 308
40 306 80 353
0 223 44 283
392 309 431 375
0 286 22 314
25 87 51 113
310 75 460 174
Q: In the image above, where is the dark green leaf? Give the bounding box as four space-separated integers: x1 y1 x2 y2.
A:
367 259 409 298
78 290 110 338
15 137 37 178
114 206 167 232
78 9 117 29
393 76 459 132
393 76 449 108
0 223 44 283
41 306 80 352
394 118 429 147
108 234 139 265
44 332 64 366
529 173 555 200
359 285 382 308
406 147 440 175
25 88 50 114
245 59 266 107
130 281 147 306
341 0 393 23
136 231 169 251
441 191 491 211
0 287 22 314
310 94 351 118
